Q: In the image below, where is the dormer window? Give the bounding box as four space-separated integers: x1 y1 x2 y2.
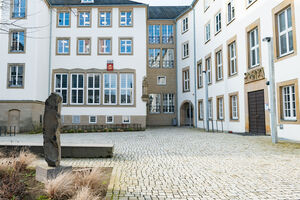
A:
81 0 93 3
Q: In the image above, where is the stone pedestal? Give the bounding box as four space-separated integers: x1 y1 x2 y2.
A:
36 164 72 183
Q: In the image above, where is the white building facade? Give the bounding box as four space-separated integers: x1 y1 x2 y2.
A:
176 0 300 141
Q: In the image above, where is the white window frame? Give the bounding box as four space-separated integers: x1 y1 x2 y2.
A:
77 38 91 55
148 25 160 44
72 116 81 124
157 76 166 86
182 17 189 33
218 98 224 120
120 11 132 27
54 73 68 104
8 64 24 88
163 94 175 113
206 58 212 84
149 94 161 113
12 0 26 18
58 11 70 27
57 39 70 55
103 73 117 105
231 95 238 120
183 42 189 59
89 116 97 124
198 62 203 88
120 73 134 105
81 0 94 3
149 48 161 68
215 12 222 33
183 70 190 92
282 85 296 121
99 11 111 27
162 25 174 44
87 73 101 105
199 101 204 120
229 42 237 75
162 49 174 68
106 116 114 124
71 74 84 105
10 30 25 52
120 39 132 54
78 11 91 27
227 0 235 23
216 51 223 80
208 99 213 120
277 7 294 57
122 116 131 124
99 38 111 54
205 23 211 42
249 27 260 68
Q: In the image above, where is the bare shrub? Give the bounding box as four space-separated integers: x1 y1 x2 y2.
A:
74 168 103 192
44 172 76 200
15 150 37 169
72 187 99 200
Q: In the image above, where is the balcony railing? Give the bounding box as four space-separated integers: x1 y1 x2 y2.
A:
148 36 160 44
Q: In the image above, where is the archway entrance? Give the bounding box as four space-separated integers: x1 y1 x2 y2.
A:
8 109 20 133
180 101 194 127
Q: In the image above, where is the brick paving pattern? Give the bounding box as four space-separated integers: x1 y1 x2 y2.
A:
3 127 300 199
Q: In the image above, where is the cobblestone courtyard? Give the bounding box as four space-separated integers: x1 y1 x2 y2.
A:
2 127 300 199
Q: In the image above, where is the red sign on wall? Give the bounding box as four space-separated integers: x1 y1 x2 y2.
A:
107 60 114 71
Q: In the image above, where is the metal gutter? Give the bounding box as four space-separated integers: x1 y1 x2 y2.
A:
48 7 53 95
175 22 180 126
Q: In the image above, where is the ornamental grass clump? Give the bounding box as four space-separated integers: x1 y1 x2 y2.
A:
72 187 99 200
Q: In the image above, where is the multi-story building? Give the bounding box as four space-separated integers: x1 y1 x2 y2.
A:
1 0 300 141
176 0 300 141
0 0 187 131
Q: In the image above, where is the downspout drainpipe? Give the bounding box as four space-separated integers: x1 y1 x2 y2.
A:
175 22 180 127
192 7 198 128
48 7 53 95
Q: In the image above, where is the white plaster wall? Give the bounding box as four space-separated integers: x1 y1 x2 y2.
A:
51 7 147 117
0 0 50 102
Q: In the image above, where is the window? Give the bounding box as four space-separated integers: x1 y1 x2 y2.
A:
198 62 203 88
55 74 68 104
157 76 166 85
163 94 175 113
77 38 91 55
183 69 190 92
99 11 111 27
149 94 161 113
57 38 70 55
208 99 213 120
71 74 84 105
12 0 26 18
104 74 117 105
198 100 204 120
78 11 91 27
120 73 134 105
228 41 237 76
215 12 222 33
206 57 212 84
227 0 235 23
205 23 211 42
81 0 94 3
122 116 131 124
182 17 188 33
230 94 239 120
277 6 294 57
282 85 296 121
148 25 160 44
87 74 101 105
149 49 160 68
248 28 260 68
72 116 80 124
58 11 70 27
162 25 174 44
204 0 211 11
217 97 224 120
120 11 132 27
89 116 97 124
8 64 24 88
183 42 189 59
106 116 114 124
9 30 25 53
120 38 133 55
162 49 174 68
98 38 111 55
216 50 223 81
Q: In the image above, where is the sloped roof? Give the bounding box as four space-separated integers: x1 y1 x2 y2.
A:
48 0 145 6
148 6 190 20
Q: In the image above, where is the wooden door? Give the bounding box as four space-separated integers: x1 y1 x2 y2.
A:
248 90 266 135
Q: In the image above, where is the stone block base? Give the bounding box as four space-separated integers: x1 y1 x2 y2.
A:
36 164 72 183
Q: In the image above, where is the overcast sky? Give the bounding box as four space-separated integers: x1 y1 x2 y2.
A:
134 0 193 6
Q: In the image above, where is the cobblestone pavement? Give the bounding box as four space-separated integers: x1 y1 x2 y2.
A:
3 127 300 199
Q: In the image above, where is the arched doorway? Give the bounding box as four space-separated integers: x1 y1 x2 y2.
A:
8 109 20 133
180 101 194 127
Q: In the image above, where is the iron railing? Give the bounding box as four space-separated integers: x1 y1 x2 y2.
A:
0 126 17 136
199 120 224 133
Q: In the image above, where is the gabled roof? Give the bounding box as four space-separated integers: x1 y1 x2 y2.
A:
48 0 145 6
148 6 190 20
